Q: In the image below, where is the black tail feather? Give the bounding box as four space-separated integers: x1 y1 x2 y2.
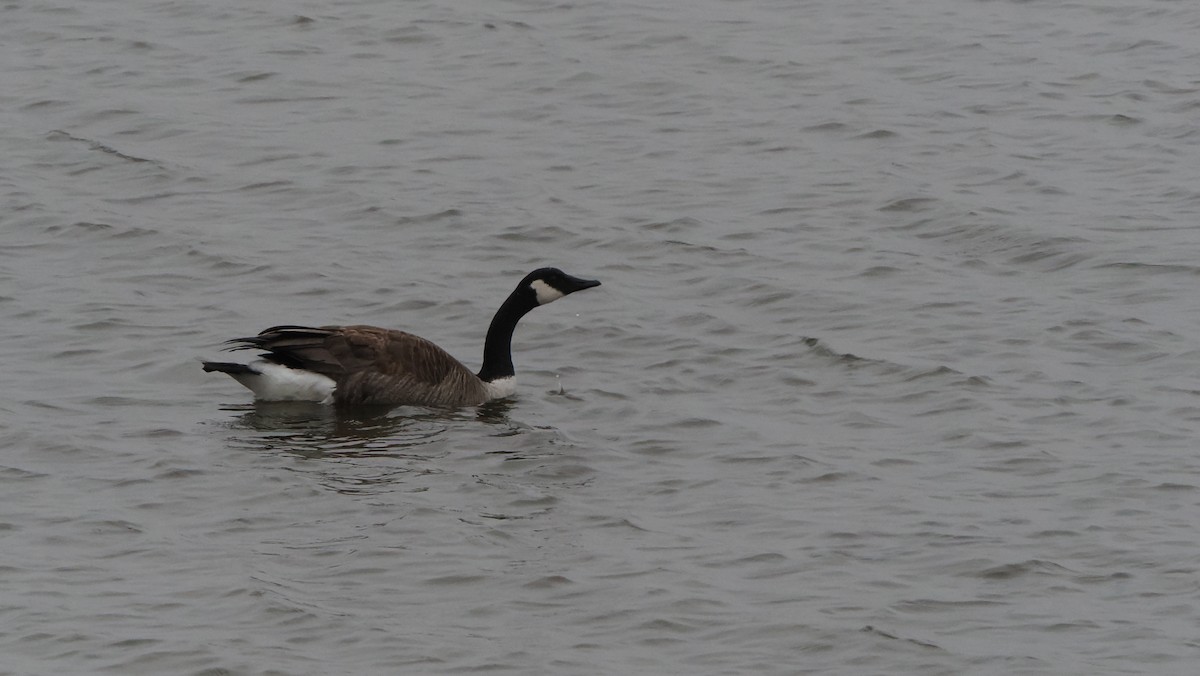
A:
222 325 336 352
202 361 258 375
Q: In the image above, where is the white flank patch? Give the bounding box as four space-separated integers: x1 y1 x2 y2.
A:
231 361 337 404
530 279 565 305
483 376 517 400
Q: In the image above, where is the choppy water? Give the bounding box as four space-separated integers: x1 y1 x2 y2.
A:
4 0 1200 673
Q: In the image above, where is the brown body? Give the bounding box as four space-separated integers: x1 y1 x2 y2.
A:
235 325 492 407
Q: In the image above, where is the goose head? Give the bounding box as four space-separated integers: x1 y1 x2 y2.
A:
521 267 602 306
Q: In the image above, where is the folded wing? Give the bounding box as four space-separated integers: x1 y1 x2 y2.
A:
225 325 488 407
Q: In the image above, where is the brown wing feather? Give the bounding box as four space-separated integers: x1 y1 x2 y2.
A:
326 326 467 384
228 325 487 407
225 326 344 374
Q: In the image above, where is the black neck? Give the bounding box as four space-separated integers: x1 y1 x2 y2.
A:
477 289 537 383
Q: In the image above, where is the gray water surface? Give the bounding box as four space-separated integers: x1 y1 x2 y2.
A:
4 1 1200 674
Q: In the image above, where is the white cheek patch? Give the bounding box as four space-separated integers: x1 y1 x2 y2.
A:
530 279 565 305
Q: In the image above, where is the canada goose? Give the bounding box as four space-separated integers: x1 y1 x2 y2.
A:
202 267 600 407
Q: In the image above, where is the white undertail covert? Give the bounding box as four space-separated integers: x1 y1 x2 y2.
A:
232 362 337 404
